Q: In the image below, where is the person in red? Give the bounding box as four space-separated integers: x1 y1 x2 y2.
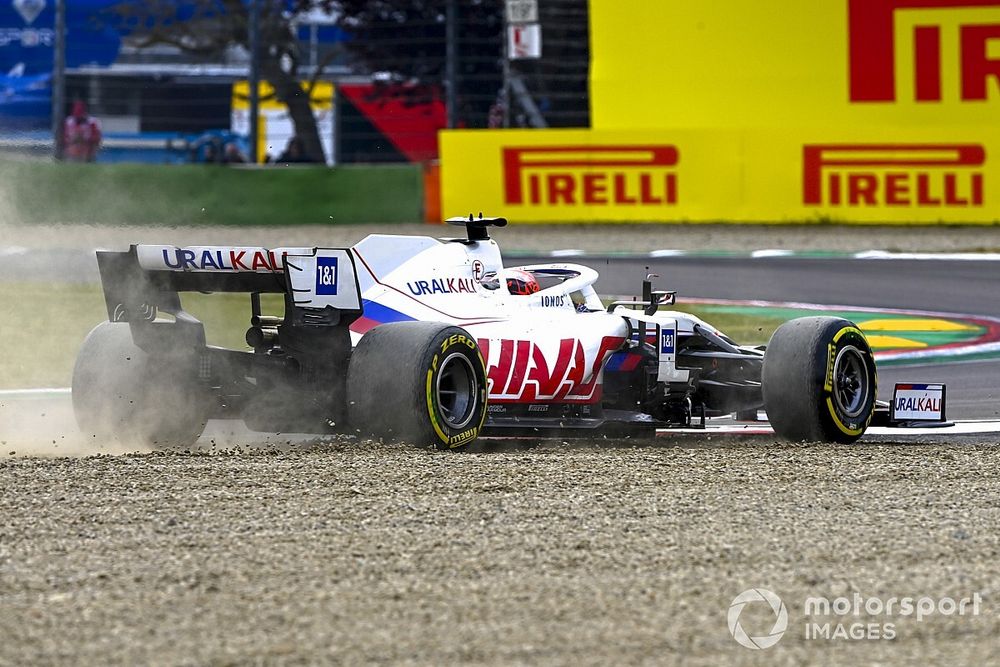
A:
62 101 102 162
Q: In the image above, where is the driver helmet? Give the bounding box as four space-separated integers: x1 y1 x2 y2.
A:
505 269 540 295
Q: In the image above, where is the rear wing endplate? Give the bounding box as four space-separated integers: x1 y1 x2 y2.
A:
95 244 363 349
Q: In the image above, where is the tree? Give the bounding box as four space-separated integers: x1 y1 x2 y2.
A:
111 0 508 160
111 0 335 162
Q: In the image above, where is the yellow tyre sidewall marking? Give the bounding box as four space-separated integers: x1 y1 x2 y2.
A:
426 333 489 448
426 366 450 446
825 326 875 437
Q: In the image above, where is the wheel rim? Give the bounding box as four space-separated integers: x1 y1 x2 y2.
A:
833 345 870 419
435 353 478 429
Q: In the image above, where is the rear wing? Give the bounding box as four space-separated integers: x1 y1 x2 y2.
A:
95 244 363 350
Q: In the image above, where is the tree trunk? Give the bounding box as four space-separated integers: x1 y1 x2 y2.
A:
265 66 326 163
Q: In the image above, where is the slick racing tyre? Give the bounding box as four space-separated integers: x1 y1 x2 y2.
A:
72 322 210 448
762 317 877 444
347 322 488 450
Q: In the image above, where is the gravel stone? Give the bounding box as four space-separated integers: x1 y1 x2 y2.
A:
2 439 998 665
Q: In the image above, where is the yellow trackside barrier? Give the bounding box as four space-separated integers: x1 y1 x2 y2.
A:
440 128 1000 223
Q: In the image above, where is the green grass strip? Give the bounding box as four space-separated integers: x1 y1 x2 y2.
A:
0 161 422 226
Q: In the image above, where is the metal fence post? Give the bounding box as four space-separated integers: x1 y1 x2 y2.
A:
248 0 261 163
445 0 457 129
51 0 66 160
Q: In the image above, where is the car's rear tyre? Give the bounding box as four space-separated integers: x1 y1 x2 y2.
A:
762 316 876 444
347 322 488 449
72 322 210 448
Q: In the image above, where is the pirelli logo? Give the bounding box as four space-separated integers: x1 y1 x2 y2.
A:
803 144 985 207
502 145 679 206
849 0 1000 102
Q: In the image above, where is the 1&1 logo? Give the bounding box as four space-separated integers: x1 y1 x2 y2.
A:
660 328 675 355
727 588 788 650
315 256 339 295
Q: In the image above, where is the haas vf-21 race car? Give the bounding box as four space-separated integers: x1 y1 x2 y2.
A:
73 216 944 449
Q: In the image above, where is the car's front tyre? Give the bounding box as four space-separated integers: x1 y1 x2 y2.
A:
762 316 877 444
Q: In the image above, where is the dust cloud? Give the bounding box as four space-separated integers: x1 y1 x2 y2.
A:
0 391 329 458
0 392 149 457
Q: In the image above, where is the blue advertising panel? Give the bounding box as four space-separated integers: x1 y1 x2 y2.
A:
0 0 55 128
0 0 120 129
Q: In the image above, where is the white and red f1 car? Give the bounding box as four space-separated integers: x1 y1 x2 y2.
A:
72 216 947 449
